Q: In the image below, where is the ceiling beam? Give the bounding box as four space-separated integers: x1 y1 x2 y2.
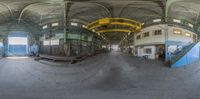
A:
166 0 185 18
0 2 13 17
18 2 51 23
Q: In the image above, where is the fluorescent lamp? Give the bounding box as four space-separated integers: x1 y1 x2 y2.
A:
52 22 59 27
82 25 88 28
71 22 78 26
92 29 96 32
42 25 48 29
153 19 161 23
188 23 193 28
173 19 181 23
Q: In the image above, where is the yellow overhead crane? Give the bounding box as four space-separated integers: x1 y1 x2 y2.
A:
86 18 143 34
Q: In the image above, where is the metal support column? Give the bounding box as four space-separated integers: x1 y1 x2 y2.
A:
63 0 72 43
49 25 52 55
165 23 169 62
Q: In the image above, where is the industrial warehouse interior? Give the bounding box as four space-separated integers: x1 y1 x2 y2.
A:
0 0 200 99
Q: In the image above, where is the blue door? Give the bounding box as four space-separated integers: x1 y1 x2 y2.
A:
8 31 28 56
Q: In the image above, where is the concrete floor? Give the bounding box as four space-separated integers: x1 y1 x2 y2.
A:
0 51 200 99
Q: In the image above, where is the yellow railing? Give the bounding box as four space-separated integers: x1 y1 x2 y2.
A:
98 29 131 33
86 18 142 33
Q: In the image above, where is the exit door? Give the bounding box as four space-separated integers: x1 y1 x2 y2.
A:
8 32 28 56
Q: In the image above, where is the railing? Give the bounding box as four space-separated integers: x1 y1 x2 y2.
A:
170 43 197 65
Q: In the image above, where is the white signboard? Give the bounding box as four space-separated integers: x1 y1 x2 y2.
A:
43 39 59 46
51 39 59 45
43 40 50 45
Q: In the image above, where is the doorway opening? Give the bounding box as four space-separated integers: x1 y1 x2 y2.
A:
7 32 28 56
111 45 119 51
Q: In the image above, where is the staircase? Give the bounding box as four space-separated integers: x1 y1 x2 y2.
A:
170 42 200 68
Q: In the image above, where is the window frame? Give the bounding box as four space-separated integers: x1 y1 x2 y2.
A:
143 32 150 38
193 34 197 42
145 48 152 54
136 35 141 40
185 32 191 37
173 29 182 35
154 30 162 36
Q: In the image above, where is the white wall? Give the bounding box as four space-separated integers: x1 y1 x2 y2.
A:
135 24 165 46
167 26 194 43
137 46 156 59
144 46 156 59
134 24 196 46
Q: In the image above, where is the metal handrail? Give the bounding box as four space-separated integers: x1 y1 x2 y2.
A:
170 43 197 64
